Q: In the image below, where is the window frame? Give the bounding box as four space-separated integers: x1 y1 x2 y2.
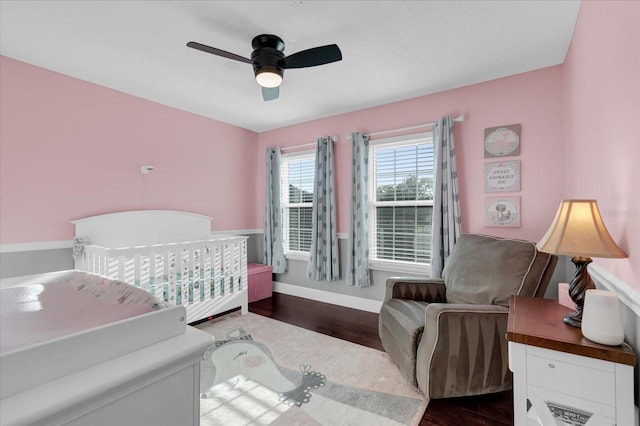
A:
280 150 315 261
367 131 434 275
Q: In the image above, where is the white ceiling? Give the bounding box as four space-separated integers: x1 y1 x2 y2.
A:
0 1 581 133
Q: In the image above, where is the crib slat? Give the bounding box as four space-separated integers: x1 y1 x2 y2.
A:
167 250 176 304
232 241 240 291
182 248 190 305
241 240 247 290
117 256 125 282
203 245 212 301
188 248 194 304
214 243 220 298
101 254 107 276
178 249 185 305
197 244 206 302
222 243 230 296
154 252 163 300
133 253 141 288
89 252 96 274
141 253 150 292
146 251 154 295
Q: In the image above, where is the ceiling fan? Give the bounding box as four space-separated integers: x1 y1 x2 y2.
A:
187 34 342 101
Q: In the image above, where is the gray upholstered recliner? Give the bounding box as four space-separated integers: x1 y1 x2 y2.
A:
379 233 557 399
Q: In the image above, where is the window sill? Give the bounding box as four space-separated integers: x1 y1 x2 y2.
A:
284 254 430 276
368 259 430 276
285 251 310 262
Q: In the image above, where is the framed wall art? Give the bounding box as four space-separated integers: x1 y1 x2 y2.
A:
484 196 521 227
485 160 521 193
484 124 521 158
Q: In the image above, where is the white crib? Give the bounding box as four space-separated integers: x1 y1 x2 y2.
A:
73 210 248 324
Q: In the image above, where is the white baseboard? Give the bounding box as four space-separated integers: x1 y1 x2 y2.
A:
589 263 640 317
272 281 382 313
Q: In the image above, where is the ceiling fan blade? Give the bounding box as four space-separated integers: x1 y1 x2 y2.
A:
186 41 252 64
280 44 342 69
262 86 279 101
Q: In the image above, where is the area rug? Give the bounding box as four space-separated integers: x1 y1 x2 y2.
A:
195 312 428 425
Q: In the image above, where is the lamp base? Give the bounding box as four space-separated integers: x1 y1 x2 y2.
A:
563 307 584 327
563 256 594 328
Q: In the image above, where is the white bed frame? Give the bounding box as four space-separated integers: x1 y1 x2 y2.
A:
73 210 248 323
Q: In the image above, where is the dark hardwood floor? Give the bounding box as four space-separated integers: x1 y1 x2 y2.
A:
249 292 514 426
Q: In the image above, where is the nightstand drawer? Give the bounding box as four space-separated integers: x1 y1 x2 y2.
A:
527 353 615 405
528 385 616 426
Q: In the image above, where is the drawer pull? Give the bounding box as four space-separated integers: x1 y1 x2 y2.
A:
548 363 556 369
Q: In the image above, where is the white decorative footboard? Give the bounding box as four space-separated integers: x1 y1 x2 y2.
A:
73 211 248 323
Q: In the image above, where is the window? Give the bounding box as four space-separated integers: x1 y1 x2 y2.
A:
281 151 315 256
369 132 434 271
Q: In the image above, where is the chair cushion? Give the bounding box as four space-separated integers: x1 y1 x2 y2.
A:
443 234 538 306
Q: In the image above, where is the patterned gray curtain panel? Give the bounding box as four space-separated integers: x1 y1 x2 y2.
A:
430 116 462 278
263 147 288 274
346 132 371 287
307 137 340 281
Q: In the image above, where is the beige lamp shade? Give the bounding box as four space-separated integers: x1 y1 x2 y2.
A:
537 200 627 258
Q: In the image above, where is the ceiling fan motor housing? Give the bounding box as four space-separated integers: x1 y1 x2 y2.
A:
251 34 285 80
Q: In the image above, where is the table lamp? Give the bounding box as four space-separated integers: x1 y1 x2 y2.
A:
536 200 627 327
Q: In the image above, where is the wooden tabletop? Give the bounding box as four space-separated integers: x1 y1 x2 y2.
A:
507 295 635 366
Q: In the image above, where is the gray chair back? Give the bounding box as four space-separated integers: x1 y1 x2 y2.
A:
443 234 557 306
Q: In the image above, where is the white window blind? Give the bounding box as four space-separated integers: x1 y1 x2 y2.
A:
369 132 434 265
281 152 315 253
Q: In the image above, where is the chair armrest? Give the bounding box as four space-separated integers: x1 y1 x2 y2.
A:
425 303 509 318
416 303 511 398
384 277 446 302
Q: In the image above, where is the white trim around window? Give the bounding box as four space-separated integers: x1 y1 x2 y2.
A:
368 131 434 271
281 150 315 256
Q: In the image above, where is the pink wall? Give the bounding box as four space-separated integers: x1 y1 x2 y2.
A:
0 56 259 243
6 2 636 295
563 1 640 290
257 66 566 243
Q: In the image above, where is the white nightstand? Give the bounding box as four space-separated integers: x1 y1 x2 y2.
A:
507 295 635 426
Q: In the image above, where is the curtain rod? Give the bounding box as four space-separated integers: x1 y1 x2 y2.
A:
349 115 465 140
280 136 337 152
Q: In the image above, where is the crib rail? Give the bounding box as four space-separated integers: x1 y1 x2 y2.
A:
75 235 248 323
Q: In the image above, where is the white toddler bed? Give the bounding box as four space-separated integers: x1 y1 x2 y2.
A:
73 210 248 324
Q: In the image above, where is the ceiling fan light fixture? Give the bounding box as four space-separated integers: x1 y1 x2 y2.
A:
255 70 283 88
187 33 342 101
